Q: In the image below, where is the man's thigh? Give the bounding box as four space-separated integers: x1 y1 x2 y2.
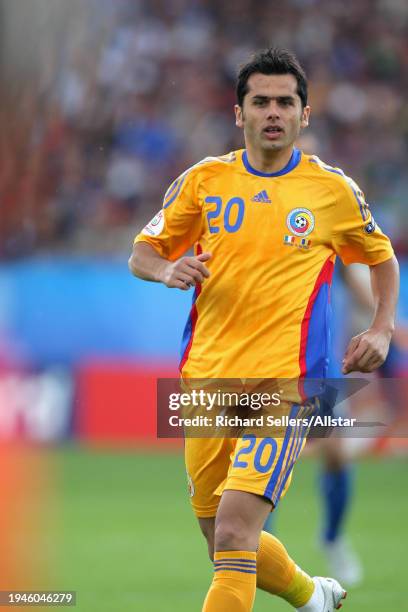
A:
185 437 235 518
224 404 313 507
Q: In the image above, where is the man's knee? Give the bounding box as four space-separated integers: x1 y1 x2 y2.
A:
214 516 252 552
213 490 271 552
321 437 346 470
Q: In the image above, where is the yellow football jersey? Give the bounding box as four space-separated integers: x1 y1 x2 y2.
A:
134 148 394 379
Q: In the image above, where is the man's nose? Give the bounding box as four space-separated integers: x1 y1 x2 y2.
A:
266 101 280 119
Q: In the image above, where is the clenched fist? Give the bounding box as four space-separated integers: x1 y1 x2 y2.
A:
162 252 212 290
342 327 393 374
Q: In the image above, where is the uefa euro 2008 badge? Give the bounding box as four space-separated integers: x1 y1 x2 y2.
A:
142 209 165 236
286 207 315 237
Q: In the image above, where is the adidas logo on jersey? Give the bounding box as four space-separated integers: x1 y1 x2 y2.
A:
251 190 271 203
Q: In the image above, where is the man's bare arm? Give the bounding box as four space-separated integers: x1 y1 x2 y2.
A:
342 255 399 373
129 242 211 291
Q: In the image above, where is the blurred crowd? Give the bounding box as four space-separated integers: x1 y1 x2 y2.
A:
0 0 407 258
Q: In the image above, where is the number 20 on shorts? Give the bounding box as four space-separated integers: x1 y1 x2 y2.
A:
233 434 278 474
206 196 245 233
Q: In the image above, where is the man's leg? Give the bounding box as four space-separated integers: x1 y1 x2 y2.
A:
192 408 346 611
320 438 352 543
202 490 328 611
319 437 362 585
202 490 269 611
200 512 324 607
199 422 347 611
199 512 310 603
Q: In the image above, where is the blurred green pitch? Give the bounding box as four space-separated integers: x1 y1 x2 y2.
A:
52 449 407 611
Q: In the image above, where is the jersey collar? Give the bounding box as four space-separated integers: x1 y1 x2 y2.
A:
242 147 301 177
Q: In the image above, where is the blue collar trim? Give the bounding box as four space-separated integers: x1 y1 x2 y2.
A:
242 148 301 177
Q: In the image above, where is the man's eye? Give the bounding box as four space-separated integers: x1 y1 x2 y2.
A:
280 99 293 106
254 99 266 106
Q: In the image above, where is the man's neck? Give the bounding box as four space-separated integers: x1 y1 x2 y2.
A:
245 145 294 174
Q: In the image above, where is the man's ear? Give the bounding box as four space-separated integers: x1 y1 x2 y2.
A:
235 104 244 128
300 105 311 129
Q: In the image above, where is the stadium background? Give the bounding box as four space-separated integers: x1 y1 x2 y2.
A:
0 0 407 610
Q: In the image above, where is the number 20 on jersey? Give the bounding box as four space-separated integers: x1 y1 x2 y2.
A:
206 196 245 233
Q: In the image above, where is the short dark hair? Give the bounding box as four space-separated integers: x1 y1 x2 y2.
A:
236 48 308 108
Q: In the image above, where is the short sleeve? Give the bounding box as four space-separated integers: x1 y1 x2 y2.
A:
331 177 394 266
133 168 203 261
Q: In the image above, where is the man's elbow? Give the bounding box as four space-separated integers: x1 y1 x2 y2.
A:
386 254 399 267
370 254 399 272
128 250 140 277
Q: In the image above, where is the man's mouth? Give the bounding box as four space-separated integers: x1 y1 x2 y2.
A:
263 126 284 139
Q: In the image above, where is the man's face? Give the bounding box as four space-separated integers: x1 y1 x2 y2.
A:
235 73 310 153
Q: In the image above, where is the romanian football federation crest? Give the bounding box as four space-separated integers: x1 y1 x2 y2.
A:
286 208 315 237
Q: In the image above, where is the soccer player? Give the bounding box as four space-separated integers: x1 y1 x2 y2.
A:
129 48 399 611
319 262 373 586
318 263 407 585
318 263 366 587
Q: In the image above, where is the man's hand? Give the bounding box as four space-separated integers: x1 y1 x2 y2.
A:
161 252 211 290
342 327 393 374
342 256 399 374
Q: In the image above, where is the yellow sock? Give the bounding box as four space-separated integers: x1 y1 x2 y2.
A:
257 531 314 608
202 550 257 611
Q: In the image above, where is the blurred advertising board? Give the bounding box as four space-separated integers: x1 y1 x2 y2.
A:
0 368 73 441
